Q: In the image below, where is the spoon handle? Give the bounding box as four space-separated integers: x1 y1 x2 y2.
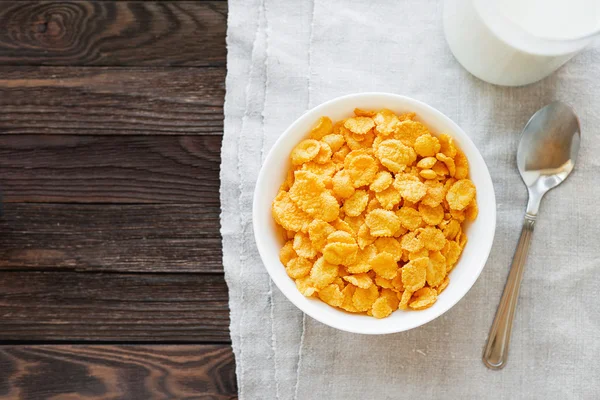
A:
483 214 536 369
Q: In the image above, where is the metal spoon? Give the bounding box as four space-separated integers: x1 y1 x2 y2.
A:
483 101 581 370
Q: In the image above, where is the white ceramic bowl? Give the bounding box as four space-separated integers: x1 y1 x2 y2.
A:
253 93 496 334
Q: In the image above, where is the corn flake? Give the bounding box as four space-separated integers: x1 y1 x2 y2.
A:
366 209 401 237
279 240 297 266
352 284 379 311
286 257 313 279
402 257 428 292
310 257 339 289
293 232 318 259
272 191 312 232
373 109 400 136
371 252 399 279
347 244 377 273
374 237 403 261
426 251 446 287
446 179 476 211
343 273 373 289
310 116 333 140
375 186 401 210
369 171 393 192
419 203 444 225
345 116 375 135
375 139 417 173
343 189 369 217
396 206 423 231
318 283 344 307
414 133 441 157
394 178 427 203
409 287 438 310
291 139 321 165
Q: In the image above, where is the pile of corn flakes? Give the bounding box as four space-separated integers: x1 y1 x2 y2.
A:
272 108 477 318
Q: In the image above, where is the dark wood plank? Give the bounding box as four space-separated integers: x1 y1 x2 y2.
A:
0 1 226 66
0 272 229 341
0 135 221 204
0 344 237 399
0 67 224 135
0 203 221 272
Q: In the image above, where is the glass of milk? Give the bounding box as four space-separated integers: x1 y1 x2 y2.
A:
443 0 600 86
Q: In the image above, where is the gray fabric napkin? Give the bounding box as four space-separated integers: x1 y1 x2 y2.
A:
221 0 600 398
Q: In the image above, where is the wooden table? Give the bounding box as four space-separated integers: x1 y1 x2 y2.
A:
0 1 235 398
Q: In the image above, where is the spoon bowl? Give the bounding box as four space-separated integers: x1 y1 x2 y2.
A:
483 101 581 369
518 102 581 214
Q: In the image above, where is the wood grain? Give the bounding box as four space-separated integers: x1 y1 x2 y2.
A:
0 135 221 204
0 1 227 66
0 271 229 341
0 203 221 272
0 344 237 399
0 67 225 135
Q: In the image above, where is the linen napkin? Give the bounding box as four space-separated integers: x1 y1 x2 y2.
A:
221 1 600 398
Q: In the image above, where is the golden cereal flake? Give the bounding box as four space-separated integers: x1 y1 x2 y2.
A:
446 179 476 211
398 289 413 310
347 244 377 273
373 109 400 136
365 209 401 237
414 133 441 157
393 120 429 147
409 287 438 310
371 252 399 279
346 154 379 187
438 133 457 158
400 231 424 253
454 150 469 179
313 142 333 164
318 283 344 307
340 284 358 312
394 178 427 203
442 240 462 272
296 276 317 296
396 206 423 231
375 139 417 173
344 116 375 134
426 251 447 287
322 241 358 266
418 203 445 226
272 191 312 232
420 180 446 207
310 257 339 289
419 169 438 180
374 237 403 261
343 273 374 289
401 257 428 292
369 171 393 192
279 240 297 266
375 186 402 210
321 134 345 152
293 232 317 259
354 108 376 117
371 296 393 318
286 257 313 279
309 116 333 140
436 153 456 177
291 139 321 165
332 170 355 199
357 224 376 249
435 276 450 294
343 189 369 217
307 219 336 252
352 284 379 312
417 156 437 169
417 226 446 251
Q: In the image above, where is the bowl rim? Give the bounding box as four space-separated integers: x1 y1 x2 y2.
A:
252 92 496 334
